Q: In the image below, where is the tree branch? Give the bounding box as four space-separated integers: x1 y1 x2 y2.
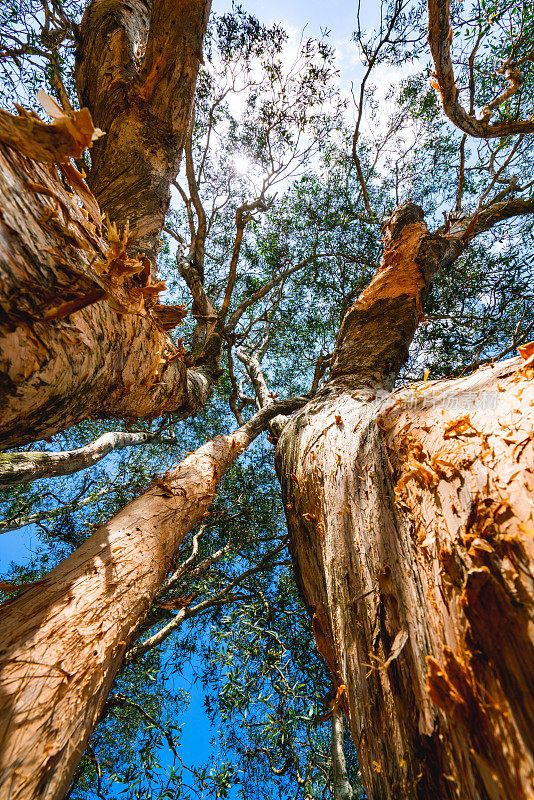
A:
76 0 212 262
427 0 534 138
0 488 107 534
0 430 178 489
126 538 289 661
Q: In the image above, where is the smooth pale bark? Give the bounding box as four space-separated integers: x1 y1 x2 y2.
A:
0 431 178 488
331 708 354 800
0 399 300 800
277 357 534 800
0 141 212 449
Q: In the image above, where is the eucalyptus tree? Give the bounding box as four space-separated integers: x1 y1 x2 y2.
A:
0 0 534 799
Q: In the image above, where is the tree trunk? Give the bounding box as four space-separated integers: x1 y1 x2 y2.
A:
0 0 213 448
276 204 534 799
0 400 298 800
76 0 212 264
0 139 214 449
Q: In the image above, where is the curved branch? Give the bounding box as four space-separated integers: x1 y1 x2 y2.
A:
428 0 534 138
446 196 534 241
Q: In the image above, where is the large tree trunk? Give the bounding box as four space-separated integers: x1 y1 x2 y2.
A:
0 140 198 448
276 205 534 799
0 0 213 448
0 400 297 800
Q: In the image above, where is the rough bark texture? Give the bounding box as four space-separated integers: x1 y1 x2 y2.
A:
76 0 211 263
0 0 213 448
277 357 534 800
0 400 295 800
330 203 461 391
276 203 534 799
0 140 207 449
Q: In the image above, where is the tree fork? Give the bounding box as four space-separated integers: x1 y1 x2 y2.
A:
276 204 534 798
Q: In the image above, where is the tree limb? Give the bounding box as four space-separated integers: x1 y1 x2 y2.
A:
0 488 107 534
0 430 179 489
427 0 534 138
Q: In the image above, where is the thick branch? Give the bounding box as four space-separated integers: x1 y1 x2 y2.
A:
76 0 212 262
330 203 463 390
0 398 301 798
0 141 203 449
448 196 534 240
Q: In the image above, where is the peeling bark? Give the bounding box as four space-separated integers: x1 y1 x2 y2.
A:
0 141 204 449
76 0 212 263
0 399 300 800
276 204 534 799
330 203 461 390
0 0 213 447
277 358 534 800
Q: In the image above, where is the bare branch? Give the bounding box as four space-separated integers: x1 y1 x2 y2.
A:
127 538 290 661
0 430 178 489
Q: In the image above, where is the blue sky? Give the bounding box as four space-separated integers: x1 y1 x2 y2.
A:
212 0 365 38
